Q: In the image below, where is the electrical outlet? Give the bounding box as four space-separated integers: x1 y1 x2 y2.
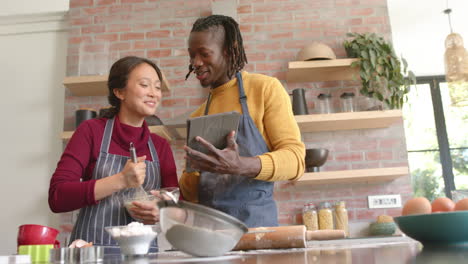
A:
368 194 402 209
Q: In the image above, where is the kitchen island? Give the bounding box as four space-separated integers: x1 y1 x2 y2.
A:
99 238 468 264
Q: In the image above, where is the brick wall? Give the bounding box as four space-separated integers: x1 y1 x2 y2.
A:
61 0 411 235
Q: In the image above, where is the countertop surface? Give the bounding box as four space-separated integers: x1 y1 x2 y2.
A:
99 237 468 264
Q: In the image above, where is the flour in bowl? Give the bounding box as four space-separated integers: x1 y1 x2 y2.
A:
108 222 156 237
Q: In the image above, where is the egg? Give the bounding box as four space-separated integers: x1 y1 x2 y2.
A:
431 197 455 212
402 197 431 216
454 198 468 211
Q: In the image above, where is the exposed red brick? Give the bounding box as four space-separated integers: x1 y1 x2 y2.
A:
335 152 363 162
160 58 186 68
255 42 281 50
350 140 378 151
83 43 106 53
69 36 92 44
239 24 252 33
240 15 266 24
94 35 117 43
175 8 201 18
133 3 158 13
120 50 145 58
82 25 106 34
346 18 363 25
83 6 108 15
70 0 93 8
160 39 185 48
120 32 144 41
161 21 185 29
350 8 374 16
173 49 188 57
366 151 393 161
269 32 293 40
107 24 131 32
237 5 251 14
246 52 267 62
365 16 387 25
162 98 187 107
379 139 402 149
71 17 93 26
133 40 158 50
267 13 293 23
173 29 190 37
121 0 145 3
109 5 132 14
254 5 280 13
256 62 284 72
110 42 131 51
355 208 386 220
147 49 172 58
133 23 158 31
146 30 171 39
269 51 295 61
97 0 116 5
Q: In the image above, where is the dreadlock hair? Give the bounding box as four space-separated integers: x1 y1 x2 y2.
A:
185 15 248 81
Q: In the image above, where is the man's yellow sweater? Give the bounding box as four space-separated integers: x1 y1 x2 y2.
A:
179 71 305 202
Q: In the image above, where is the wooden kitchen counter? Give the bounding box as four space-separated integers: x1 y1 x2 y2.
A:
99 240 468 264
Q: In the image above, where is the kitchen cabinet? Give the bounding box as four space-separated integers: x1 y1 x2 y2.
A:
286 58 408 185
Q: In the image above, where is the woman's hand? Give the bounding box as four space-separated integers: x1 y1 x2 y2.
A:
120 156 147 188
127 190 160 224
184 131 261 177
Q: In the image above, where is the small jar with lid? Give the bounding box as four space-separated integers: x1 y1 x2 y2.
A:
317 93 333 114
302 203 318 231
318 202 334 230
333 201 349 237
340 92 356 112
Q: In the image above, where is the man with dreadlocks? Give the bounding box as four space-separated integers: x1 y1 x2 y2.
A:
179 15 305 227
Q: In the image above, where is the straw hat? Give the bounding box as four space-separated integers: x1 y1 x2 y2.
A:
297 42 336 61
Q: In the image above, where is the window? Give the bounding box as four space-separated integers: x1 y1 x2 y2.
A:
403 76 468 200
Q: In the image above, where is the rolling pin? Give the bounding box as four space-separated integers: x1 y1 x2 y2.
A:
233 225 345 251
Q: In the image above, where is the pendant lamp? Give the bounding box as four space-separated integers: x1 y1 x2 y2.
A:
444 8 468 82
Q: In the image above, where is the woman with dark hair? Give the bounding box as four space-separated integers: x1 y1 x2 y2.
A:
180 15 305 228
48 56 179 250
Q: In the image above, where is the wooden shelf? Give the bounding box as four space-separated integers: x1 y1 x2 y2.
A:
61 125 173 142
287 58 359 83
63 71 170 96
295 110 402 132
297 167 409 185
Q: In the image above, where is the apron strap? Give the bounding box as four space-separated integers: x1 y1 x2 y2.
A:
100 118 115 153
236 72 250 116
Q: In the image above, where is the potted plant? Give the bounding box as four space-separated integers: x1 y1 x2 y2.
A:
343 32 416 109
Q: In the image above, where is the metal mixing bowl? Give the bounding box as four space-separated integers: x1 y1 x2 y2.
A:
157 200 248 257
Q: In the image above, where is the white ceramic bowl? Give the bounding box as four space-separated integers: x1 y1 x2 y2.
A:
105 224 157 255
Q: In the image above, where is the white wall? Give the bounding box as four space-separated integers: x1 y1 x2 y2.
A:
388 0 468 76
0 12 68 254
0 0 69 16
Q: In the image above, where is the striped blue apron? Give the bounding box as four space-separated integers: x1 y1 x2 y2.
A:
69 117 161 252
198 72 278 228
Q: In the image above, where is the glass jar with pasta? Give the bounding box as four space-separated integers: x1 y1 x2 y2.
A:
302 203 318 231
334 201 349 237
318 202 334 230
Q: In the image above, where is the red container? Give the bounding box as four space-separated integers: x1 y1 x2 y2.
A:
17 224 60 248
